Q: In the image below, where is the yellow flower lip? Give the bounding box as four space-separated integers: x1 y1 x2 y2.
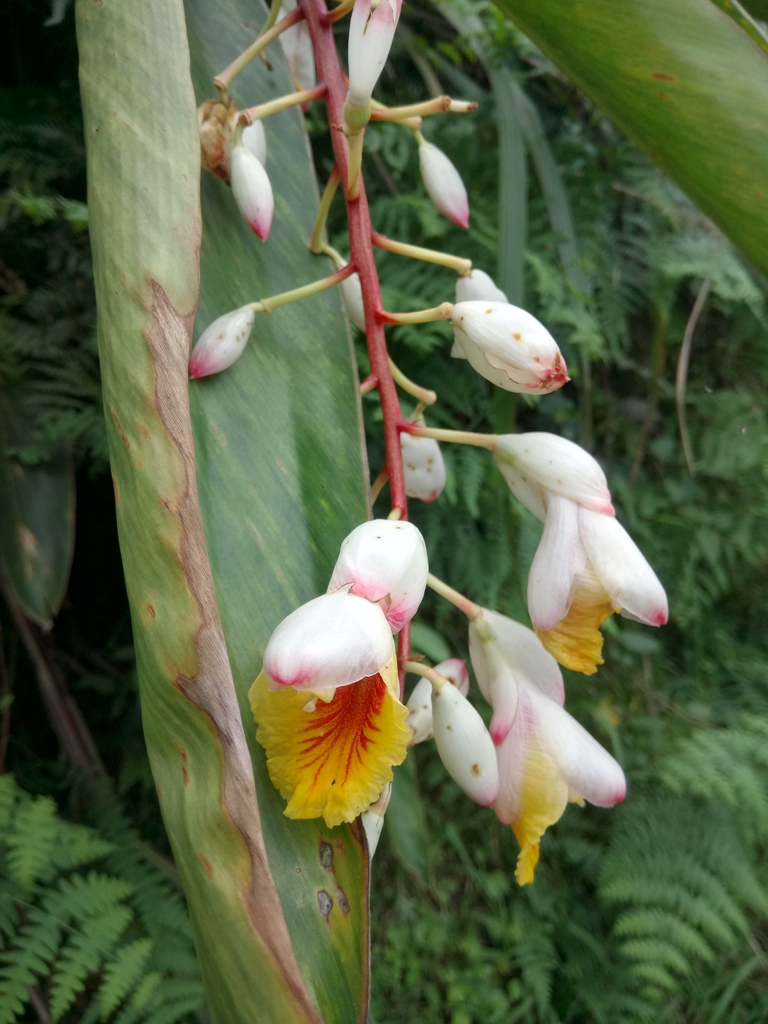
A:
250 657 410 828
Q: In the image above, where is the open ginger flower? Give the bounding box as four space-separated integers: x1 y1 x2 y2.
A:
469 608 625 884
494 433 667 674
251 589 410 828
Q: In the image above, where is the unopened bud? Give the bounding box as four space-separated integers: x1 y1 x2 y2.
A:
361 782 392 857
432 683 499 806
451 301 568 394
347 0 402 108
400 419 446 503
278 2 316 93
418 141 469 229
456 269 507 304
340 272 366 331
189 306 255 379
406 659 469 744
230 145 274 241
242 119 267 165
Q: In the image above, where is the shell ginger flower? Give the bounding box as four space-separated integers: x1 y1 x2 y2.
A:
469 608 625 885
250 589 410 828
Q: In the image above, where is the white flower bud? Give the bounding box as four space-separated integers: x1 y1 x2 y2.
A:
263 589 395 692
406 658 469 745
230 145 274 241
347 0 402 108
189 305 255 379
241 119 267 166
361 782 392 857
456 269 508 304
432 683 499 806
492 432 614 520
340 272 366 331
278 2 316 92
451 301 568 394
400 421 446 503
418 141 469 229
327 520 428 633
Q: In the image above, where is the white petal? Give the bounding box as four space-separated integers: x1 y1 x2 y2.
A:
494 433 614 515
450 303 567 394
455 269 508 304
524 683 626 807
241 120 267 166
492 692 533 825
230 146 274 240
262 590 394 691
327 519 428 632
450 335 468 359
418 142 469 228
405 677 434 745
433 658 470 696
492 459 547 522
400 427 446 503
579 508 668 626
347 0 402 107
475 608 564 706
528 495 586 631
189 306 254 379
340 272 366 331
432 684 499 805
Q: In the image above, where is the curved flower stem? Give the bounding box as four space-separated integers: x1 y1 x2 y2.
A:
401 423 497 450
251 264 354 314
427 573 482 621
388 358 437 406
324 0 354 23
310 166 342 254
380 303 453 325
372 233 472 275
359 375 378 396
370 99 422 130
262 0 284 34
371 96 478 121
402 660 449 691
370 467 389 502
238 85 327 125
214 8 303 94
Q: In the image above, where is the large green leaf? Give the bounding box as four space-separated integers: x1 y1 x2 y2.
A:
185 0 371 1019
77 0 369 1019
0 394 74 628
491 0 768 275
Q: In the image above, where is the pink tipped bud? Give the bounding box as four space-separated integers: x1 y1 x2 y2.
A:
451 301 568 394
347 0 402 108
418 141 469 228
456 269 508 304
400 419 446 503
230 145 274 240
189 305 255 379
340 272 366 331
432 683 499 806
241 119 267 166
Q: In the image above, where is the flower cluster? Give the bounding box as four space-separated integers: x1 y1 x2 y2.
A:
194 0 669 887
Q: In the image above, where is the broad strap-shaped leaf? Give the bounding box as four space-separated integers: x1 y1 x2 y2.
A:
491 0 768 275
76 0 326 1020
0 394 74 629
185 0 372 1019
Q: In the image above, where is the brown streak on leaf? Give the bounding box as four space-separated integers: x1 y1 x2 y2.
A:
173 742 189 785
143 281 320 1024
198 852 215 878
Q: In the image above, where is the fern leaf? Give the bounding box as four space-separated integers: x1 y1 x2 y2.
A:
6 796 59 888
98 937 154 1017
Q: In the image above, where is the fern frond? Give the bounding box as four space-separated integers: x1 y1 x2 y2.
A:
99 938 154 1017
6 795 59 889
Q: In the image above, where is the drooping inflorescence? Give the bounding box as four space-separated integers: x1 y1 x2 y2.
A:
191 0 668 884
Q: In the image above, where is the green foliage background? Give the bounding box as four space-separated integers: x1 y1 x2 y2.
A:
1 0 767 1022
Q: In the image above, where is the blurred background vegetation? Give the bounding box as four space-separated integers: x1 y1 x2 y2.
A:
1 0 767 1021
